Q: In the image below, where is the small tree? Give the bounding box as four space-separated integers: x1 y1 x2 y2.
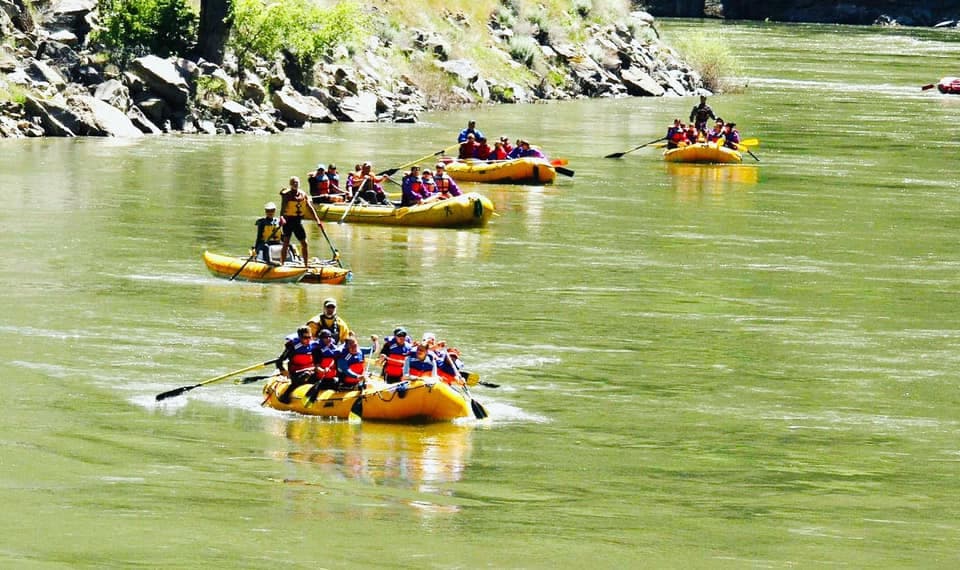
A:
94 0 198 67
228 0 369 81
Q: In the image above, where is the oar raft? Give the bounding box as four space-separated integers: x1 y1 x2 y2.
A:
202 251 351 284
262 375 480 422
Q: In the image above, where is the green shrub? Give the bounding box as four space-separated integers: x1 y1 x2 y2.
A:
507 34 538 67
671 32 743 93
229 0 370 75
94 0 197 66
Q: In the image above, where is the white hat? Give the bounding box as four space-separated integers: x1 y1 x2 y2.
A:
264 202 276 210
422 332 436 343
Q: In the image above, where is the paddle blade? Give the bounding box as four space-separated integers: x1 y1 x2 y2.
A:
470 398 489 419
348 396 363 423
376 168 398 177
922 83 935 91
235 374 274 385
155 384 195 401
478 380 501 389
555 166 575 177
604 151 626 159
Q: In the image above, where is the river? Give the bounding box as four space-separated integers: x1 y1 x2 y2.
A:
2 20 960 567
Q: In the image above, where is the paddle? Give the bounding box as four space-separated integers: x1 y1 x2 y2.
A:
337 178 366 224
550 158 569 166
235 373 275 385
348 357 373 423
733 142 760 162
446 353 488 419
231 219 284 281
555 166 575 177
604 137 667 159
316 222 343 266
922 83 936 91
156 359 279 401
377 143 460 177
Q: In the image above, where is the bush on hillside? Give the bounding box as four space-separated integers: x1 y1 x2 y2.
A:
94 0 197 66
228 0 369 77
671 32 743 93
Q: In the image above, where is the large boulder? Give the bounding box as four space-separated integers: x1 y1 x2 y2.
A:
128 55 190 107
621 66 665 96
48 0 96 42
336 91 378 122
22 94 76 136
270 87 333 125
72 95 143 137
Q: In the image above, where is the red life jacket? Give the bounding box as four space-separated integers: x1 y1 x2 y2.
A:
318 345 338 380
383 340 410 377
289 341 317 374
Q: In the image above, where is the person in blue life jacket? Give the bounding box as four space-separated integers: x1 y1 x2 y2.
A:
336 334 380 389
379 327 413 383
457 119 484 143
402 343 438 381
276 326 321 403
254 202 284 263
302 329 343 404
722 122 741 149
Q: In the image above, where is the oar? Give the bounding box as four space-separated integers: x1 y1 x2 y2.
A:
555 166 575 177
228 252 258 281
922 83 936 91
156 359 279 401
377 143 460 177
316 222 343 267
604 137 667 159
737 138 760 147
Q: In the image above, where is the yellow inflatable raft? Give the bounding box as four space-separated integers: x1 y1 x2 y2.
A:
443 157 557 185
202 251 351 284
663 143 742 164
313 192 493 228
262 376 481 422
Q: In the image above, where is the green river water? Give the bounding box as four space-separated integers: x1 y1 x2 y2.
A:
2 20 960 568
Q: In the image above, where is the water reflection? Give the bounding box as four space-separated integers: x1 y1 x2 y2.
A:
264 419 474 508
666 162 759 202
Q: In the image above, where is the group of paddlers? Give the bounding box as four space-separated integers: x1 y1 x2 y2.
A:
668 95 742 149
457 120 547 161
274 298 470 405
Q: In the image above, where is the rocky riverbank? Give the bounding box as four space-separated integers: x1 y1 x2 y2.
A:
0 0 706 138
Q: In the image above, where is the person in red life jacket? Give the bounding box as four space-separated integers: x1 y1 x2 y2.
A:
306 297 351 343
420 332 466 384
666 118 685 149
458 133 478 159
403 343 438 381
489 140 509 161
379 327 413 383
706 118 725 143
276 326 321 404
351 161 391 205
336 334 379 388
433 163 462 199
722 122 741 149
309 163 345 204
685 124 700 144
474 136 492 160
254 202 284 263
279 176 322 266
301 329 342 404
499 136 513 155
400 166 436 207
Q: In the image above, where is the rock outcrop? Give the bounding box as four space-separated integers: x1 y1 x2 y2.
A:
0 3 705 138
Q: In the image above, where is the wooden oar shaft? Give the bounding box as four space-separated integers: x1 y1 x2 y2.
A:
156 359 279 401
